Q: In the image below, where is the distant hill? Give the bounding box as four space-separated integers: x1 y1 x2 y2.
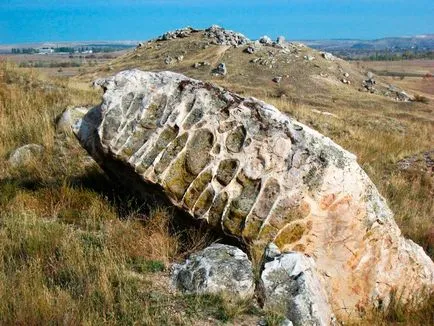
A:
301 35 434 59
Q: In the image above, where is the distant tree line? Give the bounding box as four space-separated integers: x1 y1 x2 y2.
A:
343 50 434 61
11 48 39 54
11 45 133 54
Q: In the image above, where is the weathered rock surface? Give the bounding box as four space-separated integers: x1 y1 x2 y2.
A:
8 144 44 167
72 70 434 319
205 25 250 47
172 244 255 299
261 251 334 326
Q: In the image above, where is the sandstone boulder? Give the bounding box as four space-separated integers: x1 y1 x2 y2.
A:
172 243 255 299
72 70 434 319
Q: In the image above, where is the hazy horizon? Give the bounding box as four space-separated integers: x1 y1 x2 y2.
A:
1 0 433 44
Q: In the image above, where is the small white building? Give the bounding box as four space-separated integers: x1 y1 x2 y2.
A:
39 47 54 54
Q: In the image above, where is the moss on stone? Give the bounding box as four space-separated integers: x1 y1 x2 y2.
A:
274 222 306 249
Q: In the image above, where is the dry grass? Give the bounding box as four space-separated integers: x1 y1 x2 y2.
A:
0 62 260 325
0 56 433 324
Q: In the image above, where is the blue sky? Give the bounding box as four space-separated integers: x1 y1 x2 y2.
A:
1 0 433 44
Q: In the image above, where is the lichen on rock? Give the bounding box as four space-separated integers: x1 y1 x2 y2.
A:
71 69 434 319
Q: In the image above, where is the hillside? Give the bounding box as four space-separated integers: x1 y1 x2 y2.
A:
79 26 427 108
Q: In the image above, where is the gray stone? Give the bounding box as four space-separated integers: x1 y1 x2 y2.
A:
8 144 44 167
273 76 282 83
172 244 255 299
321 52 335 61
261 252 334 326
213 62 227 76
276 36 285 45
259 35 273 45
245 46 255 54
204 25 249 47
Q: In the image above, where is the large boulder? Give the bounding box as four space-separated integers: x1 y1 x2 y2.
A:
71 70 433 319
172 243 255 299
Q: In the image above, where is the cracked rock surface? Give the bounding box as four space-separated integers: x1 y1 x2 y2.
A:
261 251 334 326
172 244 255 299
71 69 434 319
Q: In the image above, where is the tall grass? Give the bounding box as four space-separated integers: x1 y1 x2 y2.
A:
0 61 432 324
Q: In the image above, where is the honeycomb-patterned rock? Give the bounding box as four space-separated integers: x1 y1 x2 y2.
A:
72 70 433 319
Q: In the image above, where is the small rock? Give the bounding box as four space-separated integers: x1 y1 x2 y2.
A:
321 52 335 61
176 55 184 62
276 36 285 45
265 243 281 261
304 55 315 61
343 72 349 78
367 71 374 79
172 244 255 299
273 76 282 83
245 46 255 54
212 62 227 76
259 35 273 45
164 56 175 65
8 144 44 167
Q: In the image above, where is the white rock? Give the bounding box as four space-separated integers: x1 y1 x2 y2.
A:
261 252 334 326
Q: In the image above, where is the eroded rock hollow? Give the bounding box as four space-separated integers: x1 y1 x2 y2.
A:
72 70 433 319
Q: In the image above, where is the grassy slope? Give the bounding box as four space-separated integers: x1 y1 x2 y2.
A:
0 61 268 325
0 29 433 325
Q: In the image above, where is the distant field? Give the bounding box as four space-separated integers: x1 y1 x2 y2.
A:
0 51 127 77
359 59 434 99
360 59 434 76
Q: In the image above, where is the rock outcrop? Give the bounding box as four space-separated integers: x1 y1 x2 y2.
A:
72 70 434 319
172 244 255 299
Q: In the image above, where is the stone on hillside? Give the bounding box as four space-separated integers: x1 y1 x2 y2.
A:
205 25 249 47
8 144 44 167
259 35 273 45
276 36 285 45
157 27 196 41
273 76 282 83
321 52 335 61
304 55 315 61
245 46 255 54
261 251 335 326
72 70 434 319
172 244 255 299
212 62 227 76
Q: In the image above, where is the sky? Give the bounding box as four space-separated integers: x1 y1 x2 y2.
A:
1 0 433 44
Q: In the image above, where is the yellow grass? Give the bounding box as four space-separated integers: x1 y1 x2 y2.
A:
0 60 432 324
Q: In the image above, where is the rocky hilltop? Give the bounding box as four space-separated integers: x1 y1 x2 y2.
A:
70 70 433 322
80 25 414 107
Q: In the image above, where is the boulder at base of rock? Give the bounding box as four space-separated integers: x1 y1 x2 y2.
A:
72 70 434 320
172 244 255 299
8 144 44 167
261 251 334 326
